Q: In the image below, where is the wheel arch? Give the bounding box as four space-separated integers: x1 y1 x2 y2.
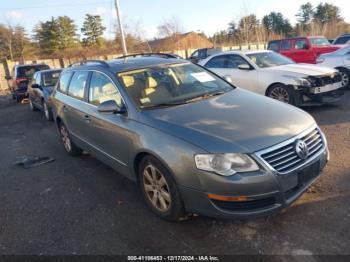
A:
265 82 288 96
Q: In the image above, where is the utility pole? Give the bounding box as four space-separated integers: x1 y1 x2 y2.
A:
114 0 127 55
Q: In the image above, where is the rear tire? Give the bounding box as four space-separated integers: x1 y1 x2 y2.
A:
337 67 350 89
267 84 295 105
138 156 186 221
58 122 82 156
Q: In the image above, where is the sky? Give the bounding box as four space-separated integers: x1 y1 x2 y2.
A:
0 0 349 40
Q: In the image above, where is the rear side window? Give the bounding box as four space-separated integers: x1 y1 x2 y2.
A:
57 71 73 93
281 40 292 50
205 55 226 68
67 71 89 100
88 71 122 107
268 41 280 52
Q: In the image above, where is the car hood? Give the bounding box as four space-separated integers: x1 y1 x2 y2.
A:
263 64 337 77
140 89 315 153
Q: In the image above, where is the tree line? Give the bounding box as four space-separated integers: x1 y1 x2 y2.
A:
212 2 349 45
0 1 349 61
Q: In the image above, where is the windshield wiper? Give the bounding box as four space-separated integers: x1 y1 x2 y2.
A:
185 91 226 103
140 101 188 109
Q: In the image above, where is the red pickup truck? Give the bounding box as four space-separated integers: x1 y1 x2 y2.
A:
267 36 341 64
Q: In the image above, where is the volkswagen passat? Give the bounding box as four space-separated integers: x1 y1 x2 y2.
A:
52 56 329 221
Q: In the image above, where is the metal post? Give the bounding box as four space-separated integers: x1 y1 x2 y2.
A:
114 0 127 55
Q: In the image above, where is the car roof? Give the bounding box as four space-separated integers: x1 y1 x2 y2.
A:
211 50 273 56
15 64 48 68
67 57 188 74
37 69 62 74
269 36 326 42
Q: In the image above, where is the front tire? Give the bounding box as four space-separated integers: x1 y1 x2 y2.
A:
58 122 82 156
139 156 186 221
337 68 350 89
267 84 295 105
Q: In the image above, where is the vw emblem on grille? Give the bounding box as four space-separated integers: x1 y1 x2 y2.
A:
295 139 309 160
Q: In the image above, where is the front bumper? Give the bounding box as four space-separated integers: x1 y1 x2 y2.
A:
179 148 328 219
295 83 344 106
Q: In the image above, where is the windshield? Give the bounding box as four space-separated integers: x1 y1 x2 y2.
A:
17 65 50 78
42 70 61 87
310 37 330 46
117 63 233 108
247 52 294 68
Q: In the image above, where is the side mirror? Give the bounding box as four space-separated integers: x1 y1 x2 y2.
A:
5 76 12 80
97 100 126 114
238 64 251 70
31 83 41 89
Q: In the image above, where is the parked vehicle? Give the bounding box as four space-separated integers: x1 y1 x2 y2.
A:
6 64 50 102
199 50 343 106
332 33 350 45
189 48 222 63
117 52 183 59
52 58 329 221
267 36 341 64
28 69 62 121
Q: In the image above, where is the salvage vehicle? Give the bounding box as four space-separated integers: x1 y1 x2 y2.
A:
52 55 329 221
316 45 350 89
199 50 343 106
5 64 50 102
267 36 341 64
28 69 62 121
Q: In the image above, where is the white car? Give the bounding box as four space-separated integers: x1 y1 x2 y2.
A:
199 50 343 106
316 45 350 89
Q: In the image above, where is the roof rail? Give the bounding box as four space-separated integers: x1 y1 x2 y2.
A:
117 53 180 59
68 60 110 68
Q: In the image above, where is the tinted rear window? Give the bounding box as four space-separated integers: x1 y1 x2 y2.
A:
17 65 50 78
281 40 292 50
42 70 61 87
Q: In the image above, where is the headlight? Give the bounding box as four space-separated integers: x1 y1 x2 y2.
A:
194 153 259 176
297 78 312 87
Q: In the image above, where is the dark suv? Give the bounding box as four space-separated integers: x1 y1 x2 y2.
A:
6 64 50 102
52 57 328 221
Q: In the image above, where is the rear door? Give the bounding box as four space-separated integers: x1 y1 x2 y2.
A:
280 39 294 61
63 70 91 143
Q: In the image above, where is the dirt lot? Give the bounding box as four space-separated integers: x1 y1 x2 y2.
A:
0 92 349 257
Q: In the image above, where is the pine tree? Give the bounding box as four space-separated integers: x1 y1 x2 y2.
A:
81 14 106 47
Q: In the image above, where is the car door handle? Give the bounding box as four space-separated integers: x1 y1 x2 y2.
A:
84 115 91 123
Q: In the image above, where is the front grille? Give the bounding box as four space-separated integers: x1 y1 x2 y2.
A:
309 73 341 87
211 197 276 211
259 128 324 174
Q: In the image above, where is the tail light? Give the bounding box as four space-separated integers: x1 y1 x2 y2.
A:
15 77 29 85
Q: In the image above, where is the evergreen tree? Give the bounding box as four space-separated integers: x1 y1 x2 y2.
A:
81 14 106 46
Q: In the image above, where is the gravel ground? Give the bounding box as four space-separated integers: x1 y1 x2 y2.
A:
0 92 349 257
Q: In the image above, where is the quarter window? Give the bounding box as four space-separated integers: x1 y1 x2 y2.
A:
89 71 122 106
57 71 73 93
68 71 89 100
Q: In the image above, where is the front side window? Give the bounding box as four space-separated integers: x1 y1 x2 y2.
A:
281 40 292 50
67 71 89 100
226 55 250 69
205 56 226 68
89 71 122 106
42 70 61 87
295 39 308 50
247 52 294 68
117 63 233 108
310 37 330 46
57 71 73 93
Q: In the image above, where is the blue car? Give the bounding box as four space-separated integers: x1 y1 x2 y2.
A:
28 69 62 121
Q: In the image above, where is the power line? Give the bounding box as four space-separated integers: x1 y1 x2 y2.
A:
0 1 110 10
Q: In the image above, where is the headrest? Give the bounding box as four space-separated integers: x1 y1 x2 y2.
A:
121 75 135 88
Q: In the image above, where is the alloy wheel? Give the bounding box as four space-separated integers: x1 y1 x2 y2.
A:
340 71 349 87
60 125 71 152
142 164 171 213
269 87 290 103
